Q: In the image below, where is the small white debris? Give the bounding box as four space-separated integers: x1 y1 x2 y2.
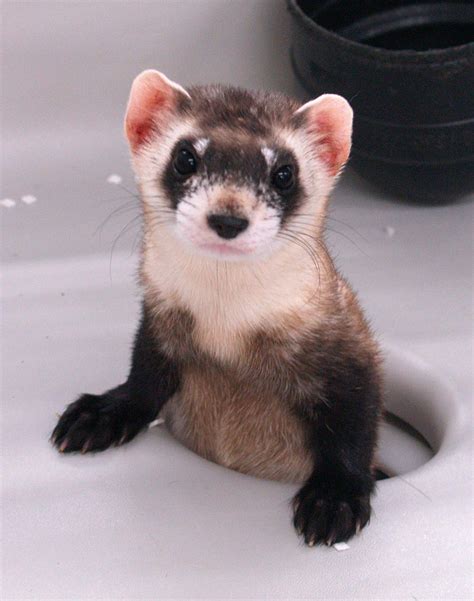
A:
107 174 122 185
333 542 350 552
148 418 165 428
384 226 395 238
1 198 16 208
21 194 37 205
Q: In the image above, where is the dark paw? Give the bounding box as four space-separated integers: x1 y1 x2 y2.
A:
51 392 149 454
293 476 372 547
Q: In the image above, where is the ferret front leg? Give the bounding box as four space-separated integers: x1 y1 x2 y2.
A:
293 360 381 546
51 306 179 453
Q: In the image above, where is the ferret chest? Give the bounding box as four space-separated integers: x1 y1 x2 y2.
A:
142 240 321 363
161 362 313 483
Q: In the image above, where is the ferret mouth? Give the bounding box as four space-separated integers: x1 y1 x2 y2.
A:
197 242 253 257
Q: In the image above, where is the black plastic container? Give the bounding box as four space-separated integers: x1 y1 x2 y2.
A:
287 1 474 202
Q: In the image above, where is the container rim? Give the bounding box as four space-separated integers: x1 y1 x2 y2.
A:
287 0 474 65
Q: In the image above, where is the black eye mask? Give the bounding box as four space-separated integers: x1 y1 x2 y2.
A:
161 138 304 222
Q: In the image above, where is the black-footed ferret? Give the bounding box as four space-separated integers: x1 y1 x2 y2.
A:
52 70 382 546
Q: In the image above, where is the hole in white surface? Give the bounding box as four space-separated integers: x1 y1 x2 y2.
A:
375 347 457 479
377 412 433 478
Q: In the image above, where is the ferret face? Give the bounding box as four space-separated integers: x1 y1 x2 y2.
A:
125 71 353 262
159 134 303 260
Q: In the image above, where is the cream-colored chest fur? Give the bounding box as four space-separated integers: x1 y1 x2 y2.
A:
142 225 330 362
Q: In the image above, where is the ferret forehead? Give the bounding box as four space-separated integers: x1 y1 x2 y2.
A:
173 128 297 167
188 135 298 184
187 84 300 135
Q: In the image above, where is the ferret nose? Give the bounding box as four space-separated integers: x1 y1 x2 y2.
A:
207 214 249 239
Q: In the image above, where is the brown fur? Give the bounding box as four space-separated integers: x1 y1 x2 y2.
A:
162 363 314 483
184 85 303 137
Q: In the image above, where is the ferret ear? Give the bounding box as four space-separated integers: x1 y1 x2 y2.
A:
125 69 191 151
295 94 353 176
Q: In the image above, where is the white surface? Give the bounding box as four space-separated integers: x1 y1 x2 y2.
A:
2 1 473 599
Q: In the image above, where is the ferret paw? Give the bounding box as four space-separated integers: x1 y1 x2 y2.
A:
292 478 372 547
50 393 148 454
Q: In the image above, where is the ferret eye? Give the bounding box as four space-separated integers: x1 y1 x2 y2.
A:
272 165 294 192
173 147 198 177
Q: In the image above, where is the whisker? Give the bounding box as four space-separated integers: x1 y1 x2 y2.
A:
108 214 143 282
277 230 323 297
326 214 368 243
324 226 369 257
95 201 140 237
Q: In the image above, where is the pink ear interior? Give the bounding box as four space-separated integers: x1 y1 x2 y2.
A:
297 94 353 176
125 70 189 151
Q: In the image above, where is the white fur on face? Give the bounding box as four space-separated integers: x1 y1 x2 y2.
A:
174 183 281 261
261 146 276 169
194 137 210 156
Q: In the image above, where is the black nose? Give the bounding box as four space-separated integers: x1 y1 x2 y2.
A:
207 214 249 239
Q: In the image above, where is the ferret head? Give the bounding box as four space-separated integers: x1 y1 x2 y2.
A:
125 69 352 262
